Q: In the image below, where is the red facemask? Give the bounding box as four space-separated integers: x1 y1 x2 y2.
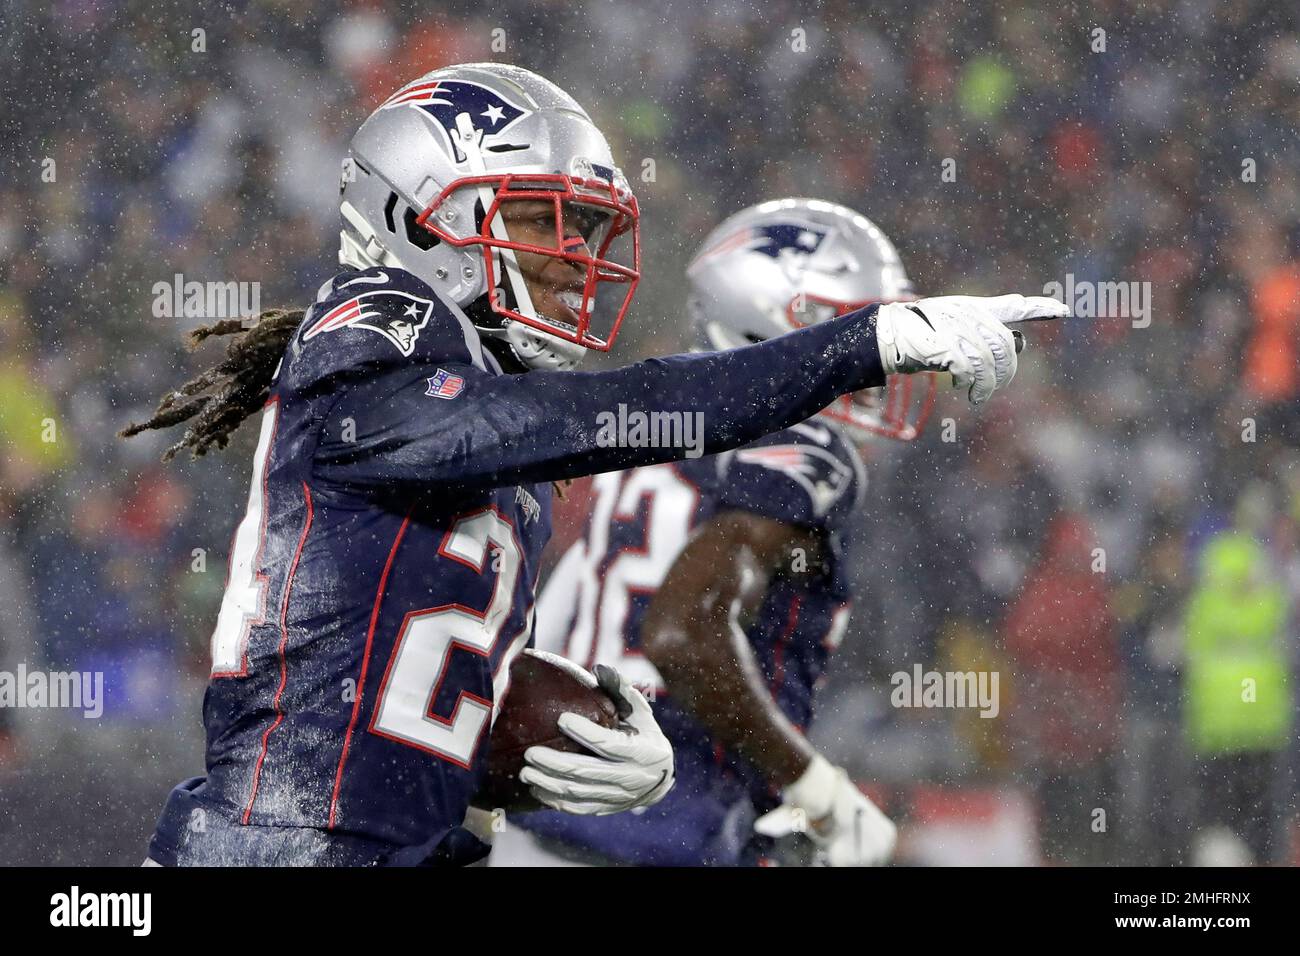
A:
417 172 640 351
785 293 937 442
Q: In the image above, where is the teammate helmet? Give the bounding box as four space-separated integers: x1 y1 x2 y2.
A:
687 197 935 442
339 63 640 371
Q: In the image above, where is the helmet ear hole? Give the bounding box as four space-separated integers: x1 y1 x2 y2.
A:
383 193 399 233
403 206 440 251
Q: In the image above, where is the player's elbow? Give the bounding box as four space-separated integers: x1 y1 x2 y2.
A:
639 608 689 672
641 591 730 676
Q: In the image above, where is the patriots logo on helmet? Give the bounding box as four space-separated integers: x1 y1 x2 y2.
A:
694 221 829 267
303 290 434 356
380 79 529 164
749 223 829 259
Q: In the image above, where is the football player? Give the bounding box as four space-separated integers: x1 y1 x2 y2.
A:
489 199 977 866
123 63 1062 866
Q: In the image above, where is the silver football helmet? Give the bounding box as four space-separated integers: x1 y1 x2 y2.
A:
339 63 640 371
687 197 934 441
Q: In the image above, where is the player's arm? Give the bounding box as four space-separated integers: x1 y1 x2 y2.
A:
638 510 819 785
314 304 884 492
640 508 897 865
312 294 1063 493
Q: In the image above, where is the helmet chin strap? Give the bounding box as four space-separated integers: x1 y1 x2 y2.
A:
504 322 585 370
471 285 586 371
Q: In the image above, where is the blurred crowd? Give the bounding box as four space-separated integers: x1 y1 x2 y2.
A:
1 0 1298 864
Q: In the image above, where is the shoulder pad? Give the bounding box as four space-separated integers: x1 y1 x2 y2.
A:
279 267 488 394
716 418 866 526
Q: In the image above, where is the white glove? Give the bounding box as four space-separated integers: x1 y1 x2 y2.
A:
518 651 675 815
754 754 896 866
875 294 1069 405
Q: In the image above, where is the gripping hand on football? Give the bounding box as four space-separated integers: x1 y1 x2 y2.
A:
875 294 1069 405
519 651 674 815
754 755 896 867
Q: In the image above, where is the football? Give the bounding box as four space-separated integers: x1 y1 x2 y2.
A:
475 652 620 812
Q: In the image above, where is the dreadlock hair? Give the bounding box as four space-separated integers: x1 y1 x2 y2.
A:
120 308 304 461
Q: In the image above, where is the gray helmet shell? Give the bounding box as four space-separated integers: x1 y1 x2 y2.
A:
339 63 635 370
688 198 931 441
688 197 912 350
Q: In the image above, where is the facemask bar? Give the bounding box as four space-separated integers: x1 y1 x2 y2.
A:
415 172 640 351
785 292 937 442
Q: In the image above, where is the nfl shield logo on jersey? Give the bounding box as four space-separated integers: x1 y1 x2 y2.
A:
425 368 465 400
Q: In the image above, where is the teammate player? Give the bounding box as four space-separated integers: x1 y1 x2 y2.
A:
123 63 1061 866
490 199 1009 866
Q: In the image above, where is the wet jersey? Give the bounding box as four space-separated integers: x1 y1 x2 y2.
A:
147 266 886 866
518 420 865 865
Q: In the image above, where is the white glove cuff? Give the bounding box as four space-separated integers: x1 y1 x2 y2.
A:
874 302 908 375
784 753 841 821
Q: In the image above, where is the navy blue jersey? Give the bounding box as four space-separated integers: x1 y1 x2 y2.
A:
148 266 886 866
518 420 864 865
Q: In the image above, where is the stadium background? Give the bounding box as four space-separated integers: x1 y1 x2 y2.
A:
1 0 1298 865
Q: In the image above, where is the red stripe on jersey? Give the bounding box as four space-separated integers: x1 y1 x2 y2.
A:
243 481 315 824
769 595 802 698
328 512 412 829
